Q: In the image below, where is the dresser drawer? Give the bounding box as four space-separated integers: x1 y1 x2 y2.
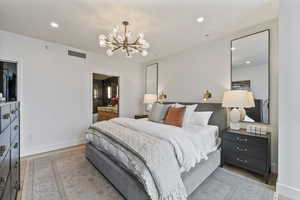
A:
0 105 11 132
223 139 267 160
0 174 11 200
11 136 20 181
0 128 10 163
10 119 19 144
223 151 267 173
0 152 10 198
10 103 18 122
223 132 267 147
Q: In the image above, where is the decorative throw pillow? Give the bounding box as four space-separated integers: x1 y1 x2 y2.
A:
189 111 213 126
164 107 186 127
175 103 198 127
149 103 169 122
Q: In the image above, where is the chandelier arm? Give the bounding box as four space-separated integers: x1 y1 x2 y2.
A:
112 46 122 52
125 47 130 57
113 37 121 45
129 37 140 45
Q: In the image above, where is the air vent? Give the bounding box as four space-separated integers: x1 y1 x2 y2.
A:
68 50 87 59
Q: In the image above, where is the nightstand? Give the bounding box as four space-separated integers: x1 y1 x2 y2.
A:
221 128 271 183
134 114 148 119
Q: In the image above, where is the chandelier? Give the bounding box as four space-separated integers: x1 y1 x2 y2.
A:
99 21 150 58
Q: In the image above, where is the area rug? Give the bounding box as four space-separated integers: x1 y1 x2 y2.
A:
22 148 277 200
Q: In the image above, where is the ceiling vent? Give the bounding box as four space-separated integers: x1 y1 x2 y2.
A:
68 50 87 59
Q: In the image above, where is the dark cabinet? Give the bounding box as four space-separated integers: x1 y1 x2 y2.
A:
221 128 271 183
0 102 20 200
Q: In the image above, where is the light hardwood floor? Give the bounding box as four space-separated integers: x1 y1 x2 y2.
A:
18 145 277 200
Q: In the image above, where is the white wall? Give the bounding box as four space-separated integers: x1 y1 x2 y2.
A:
277 0 300 199
151 19 278 172
0 30 144 157
232 64 269 100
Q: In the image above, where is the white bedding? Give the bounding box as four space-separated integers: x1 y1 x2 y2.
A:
110 118 219 172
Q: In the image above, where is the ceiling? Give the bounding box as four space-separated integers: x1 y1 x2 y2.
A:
232 30 269 68
0 0 278 63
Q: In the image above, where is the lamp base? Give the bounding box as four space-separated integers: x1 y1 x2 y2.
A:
230 122 241 130
229 108 241 130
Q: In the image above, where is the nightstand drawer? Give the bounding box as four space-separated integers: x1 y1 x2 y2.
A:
223 132 267 147
223 152 267 173
223 140 267 160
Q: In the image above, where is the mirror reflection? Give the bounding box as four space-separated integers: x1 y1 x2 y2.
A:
231 30 270 124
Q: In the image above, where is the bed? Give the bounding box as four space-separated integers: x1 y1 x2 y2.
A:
86 102 227 200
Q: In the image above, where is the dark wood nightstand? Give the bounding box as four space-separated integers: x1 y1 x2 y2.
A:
134 114 148 119
221 128 271 183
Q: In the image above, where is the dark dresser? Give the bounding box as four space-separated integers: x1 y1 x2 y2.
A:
0 102 20 200
221 128 271 183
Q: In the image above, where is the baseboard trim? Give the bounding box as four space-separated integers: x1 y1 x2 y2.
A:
21 138 85 157
277 182 300 200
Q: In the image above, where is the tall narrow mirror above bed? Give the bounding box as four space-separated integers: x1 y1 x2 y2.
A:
231 30 270 124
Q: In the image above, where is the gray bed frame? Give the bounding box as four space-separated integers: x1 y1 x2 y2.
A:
86 103 227 200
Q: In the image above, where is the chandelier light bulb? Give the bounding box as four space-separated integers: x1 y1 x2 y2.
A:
141 50 148 56
143 42 150 49
106 49 113 56
99 34 106 40
139 32 144 39
99 40 106 47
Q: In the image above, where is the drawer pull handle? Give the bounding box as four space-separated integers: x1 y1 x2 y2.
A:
14 125 19 130
15 161 19 168
236 137 248 142
236 147 248 152
0 177 7 188
2 113 10 119
14 142 18 149
14 182 19 190
0 145 6 156
236 158 248 163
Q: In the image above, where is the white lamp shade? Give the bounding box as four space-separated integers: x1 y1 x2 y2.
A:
144 94 157 104
222 90 253 108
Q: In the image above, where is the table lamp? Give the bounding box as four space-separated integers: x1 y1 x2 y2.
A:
222 90 254 130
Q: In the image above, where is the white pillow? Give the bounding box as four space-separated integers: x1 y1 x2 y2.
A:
175 103 197 127
189 111 213 126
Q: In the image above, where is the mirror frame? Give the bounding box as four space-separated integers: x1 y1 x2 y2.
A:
230 29 271 124
145 63 158 97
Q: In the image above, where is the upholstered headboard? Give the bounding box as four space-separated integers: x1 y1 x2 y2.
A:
162 102 228 132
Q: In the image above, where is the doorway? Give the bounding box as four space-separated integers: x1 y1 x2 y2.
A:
92 73 119 123
0 60 17 102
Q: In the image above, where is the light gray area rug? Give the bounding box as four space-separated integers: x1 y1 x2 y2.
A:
22 149 277 200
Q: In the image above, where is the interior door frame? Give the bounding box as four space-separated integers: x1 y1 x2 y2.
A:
90 72 120 123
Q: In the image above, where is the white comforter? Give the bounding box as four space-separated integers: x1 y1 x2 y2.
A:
111 118 219 172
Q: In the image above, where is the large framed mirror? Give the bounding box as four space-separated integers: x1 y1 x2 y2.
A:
145 63 158 95
231 30 270 124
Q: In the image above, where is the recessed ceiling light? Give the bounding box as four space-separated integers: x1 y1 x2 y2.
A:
50 22 59 28
231 47 236 51
245 60 251 64
197 17 205 23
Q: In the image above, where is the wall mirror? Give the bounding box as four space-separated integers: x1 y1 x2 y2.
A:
145 63 158 95
231 30 270 124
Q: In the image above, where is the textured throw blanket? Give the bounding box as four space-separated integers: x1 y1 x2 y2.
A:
112 118 211 171
88 119 187 200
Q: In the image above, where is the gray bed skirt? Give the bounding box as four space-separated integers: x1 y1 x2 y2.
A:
86 143 221 200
